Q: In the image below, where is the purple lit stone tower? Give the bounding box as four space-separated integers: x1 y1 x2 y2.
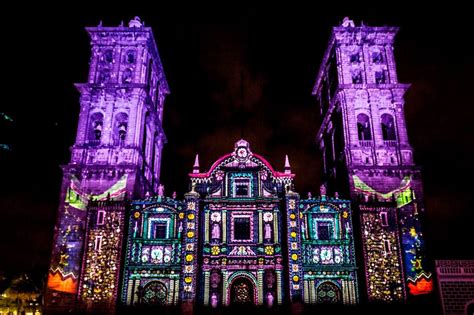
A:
45 17 169 312
312 18 433 301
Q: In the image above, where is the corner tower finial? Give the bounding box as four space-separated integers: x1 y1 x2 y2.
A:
128 16 143 28
193 154 200 174
284 154 291 174
341 16 355 27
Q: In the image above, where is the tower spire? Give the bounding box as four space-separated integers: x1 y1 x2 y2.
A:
193 154 200 173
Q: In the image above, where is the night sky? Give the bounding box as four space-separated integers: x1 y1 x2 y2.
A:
1 4 473 278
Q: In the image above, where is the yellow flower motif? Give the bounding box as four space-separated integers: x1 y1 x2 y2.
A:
179 212 184 219
133 211 140 219
342 211 349 219
265 246 274 255
293 275 299 282
187 231 194 238
289 213 296 220
300 212 303 219
290 231 297 238
211 246 220 255
187 213 195 220
186 254 193 262
184 277 192 283
291 253 298 261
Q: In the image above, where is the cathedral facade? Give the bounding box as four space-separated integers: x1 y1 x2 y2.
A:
44 17 432 313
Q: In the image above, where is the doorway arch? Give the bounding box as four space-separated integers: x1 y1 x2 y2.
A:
316 281 342 304
465 300 474 315
141 280 167 305
228 274 257 305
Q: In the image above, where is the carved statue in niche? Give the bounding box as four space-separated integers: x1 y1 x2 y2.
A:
265 270 275 289
210 270 221 289
158 184 165 196
266 292 274 307
320 184 327 196
211 292 219 308
264 223 272 241
211 223 220 240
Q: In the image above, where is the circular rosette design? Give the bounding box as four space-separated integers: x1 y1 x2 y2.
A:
211 212 221 222
264 246 274 255
211 246 220 255
263 212 273 222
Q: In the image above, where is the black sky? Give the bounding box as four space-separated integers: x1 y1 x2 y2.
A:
1 3 473 277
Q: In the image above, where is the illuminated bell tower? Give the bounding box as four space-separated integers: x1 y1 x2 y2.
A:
45 17 169 312
312 18 433 301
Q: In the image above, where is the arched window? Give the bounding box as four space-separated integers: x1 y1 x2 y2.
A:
114 113 128 146
372 51 384 64
88 112 103 145
141 112 150 174
375 70 386 84
381 114 396 140
98 68 111 84
357 113 372 141
146 59 153 92
351 70 363 84
126 50 136 64
350 52 360 63
104 49 114 63
151 132 158 187
122 68 133 84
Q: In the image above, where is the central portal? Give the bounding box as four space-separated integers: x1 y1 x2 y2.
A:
230 277 255 305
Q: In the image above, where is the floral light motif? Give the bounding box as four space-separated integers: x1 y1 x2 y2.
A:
265 246 274 255
211 212 222 222
211 246 220 255
263 212 273 222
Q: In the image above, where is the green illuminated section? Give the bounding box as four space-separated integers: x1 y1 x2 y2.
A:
65 175 128 210
352 175 414 208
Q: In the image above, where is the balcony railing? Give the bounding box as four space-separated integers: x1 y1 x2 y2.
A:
359 140 373 147
114 139 127 147
88 139 101 146
384 140 397 147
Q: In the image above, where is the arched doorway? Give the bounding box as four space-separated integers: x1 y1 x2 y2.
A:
466 300 474 315
230 277 255 305
141 281 167 305
316 281 342 304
